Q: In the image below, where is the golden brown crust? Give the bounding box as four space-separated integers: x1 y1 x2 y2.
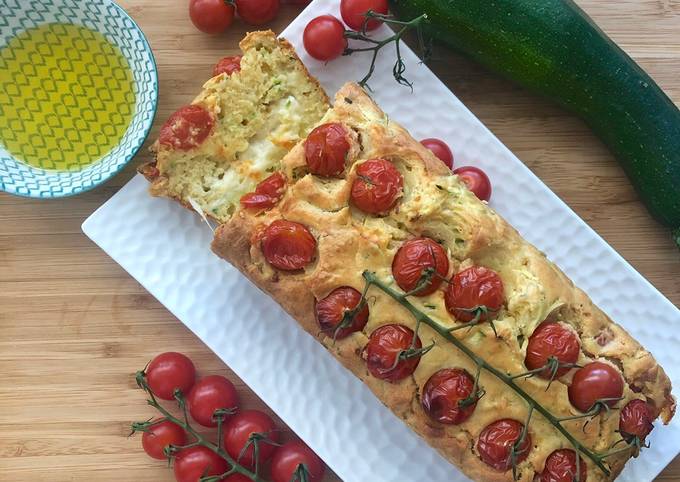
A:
212 83 674 481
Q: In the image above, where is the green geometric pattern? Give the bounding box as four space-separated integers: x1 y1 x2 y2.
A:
0 0 158 198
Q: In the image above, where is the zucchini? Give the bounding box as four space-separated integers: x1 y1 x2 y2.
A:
389 0 680 247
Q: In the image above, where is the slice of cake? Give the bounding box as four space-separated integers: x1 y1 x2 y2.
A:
141 30 329 222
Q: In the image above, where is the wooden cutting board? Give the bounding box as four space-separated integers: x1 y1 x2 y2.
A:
1 1 679 481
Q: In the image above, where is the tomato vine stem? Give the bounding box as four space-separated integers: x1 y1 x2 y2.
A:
361 270 614 476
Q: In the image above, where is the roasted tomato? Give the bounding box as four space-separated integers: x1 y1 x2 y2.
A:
350 158 403 215
444 266 504 322
540 449 587 482
304 122 350 177
364 324 422 382
392 237 449 296
524 322 580 379
315 286 369 339
261 220 316 271
454 166 492 202
619 399 654 443
213 55 242 77
159 105 213 151
477 419 531 471
568 361 624 412
421 368 477 425
240 172 287 210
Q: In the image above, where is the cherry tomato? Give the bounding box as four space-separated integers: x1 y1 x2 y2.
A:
189 0 235 34
420 138 453 170
159 105 214 151
619 399 654 443
540 449 587 482
340 0 389 31
145 352 196 400
187 375 239 428
453 166 492 202
477 419 531 471
174 446 228 482
240 172 287 210
304 123 350 177
270 441 325 482
364 324 422 382
392 237 449 296
351 159 403 215
213 55 242 77
235 0 279 25
261 220 316 271
444 266 504 323
315 286 369 339
421 368 477 425
141 419 187 460
568 361 624 412
524 322 580 379
223 410 280 468
223 475 251 482
303 15 347 61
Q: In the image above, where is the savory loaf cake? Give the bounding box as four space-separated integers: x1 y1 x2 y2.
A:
211 82 675 481
140 30 329 221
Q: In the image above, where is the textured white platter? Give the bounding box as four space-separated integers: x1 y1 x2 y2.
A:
83 0 680 480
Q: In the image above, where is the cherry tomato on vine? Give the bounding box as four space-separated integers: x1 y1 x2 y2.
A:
392 237 449 296
189 0 235 34
444 266 504 323
223 410 280 468
619 399 654 443
315 286 369 339
261 220 316 271
145 352 196 400
174 446 229 482
271 441 326 482
235 0 280 25
304 122 351 177
141 419 187 460
540 449 587 482
421 368 477 425
223 475 251 482
421 138 453 170
453 166 492 202
351 158 403 215
364 324 422 382
477 419 531 471
524 322 580 379
568 361 623 412
303 15 347 61
240 172 287 210
340 0 388 31
187 375 239 427
159 105 214 151
213 55 242 77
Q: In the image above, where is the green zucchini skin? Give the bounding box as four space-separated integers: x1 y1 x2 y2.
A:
390 0 680 240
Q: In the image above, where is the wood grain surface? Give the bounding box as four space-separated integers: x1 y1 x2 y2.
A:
1 1 679 481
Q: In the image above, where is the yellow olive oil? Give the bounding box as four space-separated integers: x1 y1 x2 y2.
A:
0 23 135 171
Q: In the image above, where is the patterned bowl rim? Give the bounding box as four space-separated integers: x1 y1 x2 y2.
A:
0 0 159 199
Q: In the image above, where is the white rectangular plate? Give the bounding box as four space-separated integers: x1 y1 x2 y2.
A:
83 1 680 480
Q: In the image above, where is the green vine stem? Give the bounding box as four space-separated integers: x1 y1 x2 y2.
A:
132 373 266 482
361 270 626 476
343 12 430 89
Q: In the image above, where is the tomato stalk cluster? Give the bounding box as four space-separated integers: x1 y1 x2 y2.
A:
343 11 430 89
360 270 645 479
131 371 278 482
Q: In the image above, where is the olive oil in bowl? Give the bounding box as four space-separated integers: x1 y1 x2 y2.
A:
0 23 136 171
